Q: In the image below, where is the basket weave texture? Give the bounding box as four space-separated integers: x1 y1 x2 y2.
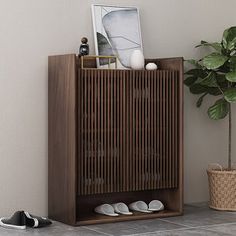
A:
207 169 236 211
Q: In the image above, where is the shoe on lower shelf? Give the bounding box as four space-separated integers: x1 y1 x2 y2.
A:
129 201 152 213
148 200 164 211
112 203 133 215
95 204 119 217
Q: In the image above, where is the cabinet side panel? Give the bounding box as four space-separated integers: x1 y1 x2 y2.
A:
48 54 77 225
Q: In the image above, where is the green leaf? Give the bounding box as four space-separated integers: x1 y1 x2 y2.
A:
208 99 229 120
224 88 236 102
185 69 207 78
228 38 236 51
195 72 218 87
203 53 228 70
207 87 222 96
216 73 228 88
216 73 226 82
222 27 236 50
196 40 222 52
185 59 202 68
184 77 197 87
196 93 207 107
229 56 236 71
223 28 229 49
226 71 236 82
189 84 207 94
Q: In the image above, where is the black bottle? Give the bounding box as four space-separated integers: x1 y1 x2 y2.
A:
79 37 89 56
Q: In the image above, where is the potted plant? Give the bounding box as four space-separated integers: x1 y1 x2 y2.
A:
185 26 236 211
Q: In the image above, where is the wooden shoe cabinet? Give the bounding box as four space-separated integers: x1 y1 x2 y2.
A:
48 54 184 226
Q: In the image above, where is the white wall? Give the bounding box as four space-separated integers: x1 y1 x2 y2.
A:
0 0 236 216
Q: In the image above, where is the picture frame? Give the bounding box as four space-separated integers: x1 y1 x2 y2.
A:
91 4 143 69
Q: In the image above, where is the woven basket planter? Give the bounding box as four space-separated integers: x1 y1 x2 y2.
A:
207 168 236 211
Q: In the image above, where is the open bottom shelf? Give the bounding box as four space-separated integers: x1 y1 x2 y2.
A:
76 210 182 226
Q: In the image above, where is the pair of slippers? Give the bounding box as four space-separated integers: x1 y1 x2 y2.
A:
95 200 164 217
0 211 52 230
129 200 164 213
95 203 132 217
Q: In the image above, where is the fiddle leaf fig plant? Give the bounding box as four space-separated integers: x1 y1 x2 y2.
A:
185 26 236 170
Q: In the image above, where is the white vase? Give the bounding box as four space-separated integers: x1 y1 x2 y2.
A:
130 49 145 70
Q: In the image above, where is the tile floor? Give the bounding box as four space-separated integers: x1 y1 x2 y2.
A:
1 203 236 235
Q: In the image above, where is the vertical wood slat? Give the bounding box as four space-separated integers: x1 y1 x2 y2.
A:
110 70 113 192
170 71 173 188
156 71 160 189
111 71 114 193
159 71 163 188
100 70 103 193
138 71 142 190
84 69 88 195
147 71 151 190
120 71 123 191
129 70 135 190
154 70 158 189
144 71 148 189
89 70 92 194
77 69 180 195
175 71 179 187
141 71 144 190
172 71 176 188
123 71 126 191
116 70 120 193
171 72 174 188
107 70 110 193
80 69 83 195
94 70 97 194
97 71 100 194
91 70 94 195
151 71 155 189
85 69 88 194
164 71 167 188
135 71 138 191
105 70 108 193
166 71 169 188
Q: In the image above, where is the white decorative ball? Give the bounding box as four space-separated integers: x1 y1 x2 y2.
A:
145 63 158 70
130 49 145 70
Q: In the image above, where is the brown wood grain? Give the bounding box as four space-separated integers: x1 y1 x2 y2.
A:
48 54 77 225
49 54 184 226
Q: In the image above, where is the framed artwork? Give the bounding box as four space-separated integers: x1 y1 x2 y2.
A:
91 4 143 69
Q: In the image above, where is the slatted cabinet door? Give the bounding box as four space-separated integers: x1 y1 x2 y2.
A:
77 69 180 195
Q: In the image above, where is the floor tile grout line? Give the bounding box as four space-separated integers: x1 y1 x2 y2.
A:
159 218 236 229
82 226 113 236
199 222 236 229
202 227 234 236
158 218 193 228
123 222 236 236
124 224 236 236
120 227 188 236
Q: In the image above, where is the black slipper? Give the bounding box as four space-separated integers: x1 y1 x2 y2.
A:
24 212 52 228
0 211 26 229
